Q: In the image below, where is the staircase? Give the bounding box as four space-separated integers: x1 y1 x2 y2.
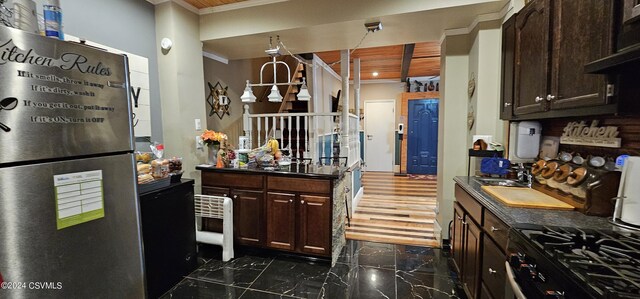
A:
275 58 309 159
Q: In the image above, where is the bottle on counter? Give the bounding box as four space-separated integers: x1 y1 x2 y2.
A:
43 0 63 39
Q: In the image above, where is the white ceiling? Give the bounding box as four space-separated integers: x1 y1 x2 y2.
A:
197 0 510 60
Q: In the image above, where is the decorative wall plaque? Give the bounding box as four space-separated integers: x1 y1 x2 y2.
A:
560 120 621 148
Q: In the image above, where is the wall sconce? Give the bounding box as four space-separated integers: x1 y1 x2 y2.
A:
206 81 231 119
241 36 312 103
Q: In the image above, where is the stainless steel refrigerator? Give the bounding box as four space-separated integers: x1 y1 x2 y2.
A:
0 26 145 298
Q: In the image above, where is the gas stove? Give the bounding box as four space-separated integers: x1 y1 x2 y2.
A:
508 225 640 299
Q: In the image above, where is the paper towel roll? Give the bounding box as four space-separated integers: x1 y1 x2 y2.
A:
620 157 640 226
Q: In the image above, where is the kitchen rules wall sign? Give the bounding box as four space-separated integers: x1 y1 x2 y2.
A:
560 120 621 148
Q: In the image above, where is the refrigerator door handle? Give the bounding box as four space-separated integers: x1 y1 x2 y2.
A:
108 81 126 89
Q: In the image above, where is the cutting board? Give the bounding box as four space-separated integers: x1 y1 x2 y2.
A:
481 186 575 210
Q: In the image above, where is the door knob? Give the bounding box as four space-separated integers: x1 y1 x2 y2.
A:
491 226 500 232
233 195 238 199
489 268 497 274
367 134 373 140
301 200 305 204
504 102 512 107
546 94 556 101
535 96 544 103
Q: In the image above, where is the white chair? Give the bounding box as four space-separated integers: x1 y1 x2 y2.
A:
194 195 234 261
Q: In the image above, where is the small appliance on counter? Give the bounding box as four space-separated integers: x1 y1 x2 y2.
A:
508 121 541 163
611 156 640 229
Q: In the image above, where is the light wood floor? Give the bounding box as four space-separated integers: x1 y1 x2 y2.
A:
346 172 439 247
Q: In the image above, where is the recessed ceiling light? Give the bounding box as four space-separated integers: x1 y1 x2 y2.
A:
372 72 379 77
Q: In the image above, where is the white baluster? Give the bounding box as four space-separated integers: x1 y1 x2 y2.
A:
296 116 300 160
288 116 292 154
304 115 309 156
280 116 284 149
264 117 269 144
257 117 261 147
272 116 276 139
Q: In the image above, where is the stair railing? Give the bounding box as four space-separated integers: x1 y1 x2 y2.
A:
243 104 340 163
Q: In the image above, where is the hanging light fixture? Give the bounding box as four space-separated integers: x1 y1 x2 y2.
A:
240 80 257 103
297 78 311 101
267 85 283 102
243 36 311 103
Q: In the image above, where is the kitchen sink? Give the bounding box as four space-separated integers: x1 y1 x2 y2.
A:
475 177 528 187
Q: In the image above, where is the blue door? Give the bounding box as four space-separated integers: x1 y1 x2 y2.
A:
407 99 439 174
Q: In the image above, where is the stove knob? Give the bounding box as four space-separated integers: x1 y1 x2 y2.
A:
544 290 565 299
509 253 525 267
519 264 537 279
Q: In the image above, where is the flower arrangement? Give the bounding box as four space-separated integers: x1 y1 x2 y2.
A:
200 130 227 146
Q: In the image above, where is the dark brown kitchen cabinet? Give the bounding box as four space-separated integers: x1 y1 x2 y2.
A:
453 184 511 299
452 203 465 274
200 168 335 258
500 14 516 120
266 192 296 251
549 0 614 110
511 0 615 118
482 237 506 299
201 186 264 246
514 0 551 116
232 189 264 246
298 195 331 255
462 217 482 299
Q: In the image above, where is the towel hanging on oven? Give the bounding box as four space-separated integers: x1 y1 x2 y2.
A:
481 156 511 175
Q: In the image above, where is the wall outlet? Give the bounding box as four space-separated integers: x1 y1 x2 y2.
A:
196 136 204 149
195 119 202 131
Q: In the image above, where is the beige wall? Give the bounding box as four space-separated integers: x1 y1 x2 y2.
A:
437 34 470 236
349 82 405 127
155 2 208 190
436 19 512 242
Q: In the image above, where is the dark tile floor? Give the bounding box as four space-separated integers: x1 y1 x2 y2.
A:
161 241 467 299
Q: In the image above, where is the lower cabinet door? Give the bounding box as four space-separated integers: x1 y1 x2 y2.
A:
480 282 495 299
232 189 264 246
482 236 506 299
298 195 331 255
462 218 482 299
266 192 296 251
452 203 465 274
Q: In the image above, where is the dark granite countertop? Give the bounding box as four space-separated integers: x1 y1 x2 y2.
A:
454 176 613 230
196 164 347 180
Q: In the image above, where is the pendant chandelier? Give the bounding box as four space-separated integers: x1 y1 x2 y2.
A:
241 37 311 103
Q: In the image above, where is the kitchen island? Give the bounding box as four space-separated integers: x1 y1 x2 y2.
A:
196 164 351 265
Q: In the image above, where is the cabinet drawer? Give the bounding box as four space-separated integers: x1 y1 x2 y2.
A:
202 172 264 189
482 237 506 299
483 210 509 252
268 176 330 194
455 184 483 223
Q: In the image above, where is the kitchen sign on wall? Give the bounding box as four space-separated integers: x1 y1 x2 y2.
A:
64 35 152 137
560 120 621 148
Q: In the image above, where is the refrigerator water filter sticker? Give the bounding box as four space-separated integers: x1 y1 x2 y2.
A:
54 170 104 229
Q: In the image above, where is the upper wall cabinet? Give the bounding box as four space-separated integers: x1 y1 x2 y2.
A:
503 0 616 120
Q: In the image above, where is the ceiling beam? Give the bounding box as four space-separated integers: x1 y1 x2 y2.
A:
400 43 415 82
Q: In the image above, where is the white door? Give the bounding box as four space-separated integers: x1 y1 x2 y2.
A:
364 100 395 172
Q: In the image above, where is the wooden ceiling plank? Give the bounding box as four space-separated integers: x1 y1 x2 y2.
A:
400 44 415 82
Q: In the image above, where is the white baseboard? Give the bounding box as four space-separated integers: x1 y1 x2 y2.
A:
352 187 364 213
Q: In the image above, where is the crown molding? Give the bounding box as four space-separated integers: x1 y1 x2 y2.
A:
203 51 229 64
147 0 289 15
200 0 290 14
146 0 200 14
439 0 512 45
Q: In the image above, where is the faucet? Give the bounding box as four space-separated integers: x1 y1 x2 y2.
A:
517 163 532 188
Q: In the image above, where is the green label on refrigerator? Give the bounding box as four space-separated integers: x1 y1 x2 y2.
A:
54 170 105 230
